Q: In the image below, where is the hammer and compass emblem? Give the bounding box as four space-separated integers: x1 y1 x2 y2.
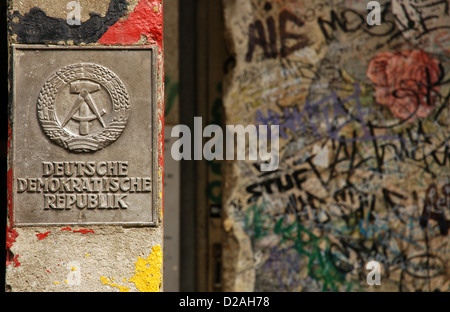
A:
62 81 107 136
37 63 130 152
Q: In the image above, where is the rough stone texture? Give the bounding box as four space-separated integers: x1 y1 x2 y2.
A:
6 0 164 292
7 226 162 292
222 0 450 292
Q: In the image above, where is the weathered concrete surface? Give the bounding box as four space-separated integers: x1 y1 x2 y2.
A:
7 226 162 292
6 0 164 292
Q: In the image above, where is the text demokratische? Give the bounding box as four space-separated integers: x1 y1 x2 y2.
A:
16 161 152 210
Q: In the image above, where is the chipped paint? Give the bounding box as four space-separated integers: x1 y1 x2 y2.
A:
9 0 128 44
36 231 51 240
73 229 95 234
6 226 19 267
100 276 130 292
6 225 19 266
6 120 18 268
10 255 21 267
60 226 94 234
6 226 19 249
129 245 162 292
6 169 13 223
98 0 163 48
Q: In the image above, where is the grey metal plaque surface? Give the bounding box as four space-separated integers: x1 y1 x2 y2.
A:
11 45 158 226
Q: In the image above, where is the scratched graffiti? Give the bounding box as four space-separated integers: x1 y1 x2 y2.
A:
222 0 449 292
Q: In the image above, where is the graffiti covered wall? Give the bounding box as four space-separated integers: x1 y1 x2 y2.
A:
222 0 450 291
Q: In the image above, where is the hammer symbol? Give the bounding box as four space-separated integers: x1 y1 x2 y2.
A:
61 81 106 135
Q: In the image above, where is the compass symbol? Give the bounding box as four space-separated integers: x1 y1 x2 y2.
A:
61 81 107 136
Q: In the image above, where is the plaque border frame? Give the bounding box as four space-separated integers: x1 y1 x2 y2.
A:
10 44 160 227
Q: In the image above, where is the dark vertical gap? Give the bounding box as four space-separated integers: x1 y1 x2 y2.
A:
204 0 211 292
1 0 8 293
179 0 197 292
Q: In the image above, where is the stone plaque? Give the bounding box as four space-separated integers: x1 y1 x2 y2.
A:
11 45 159 226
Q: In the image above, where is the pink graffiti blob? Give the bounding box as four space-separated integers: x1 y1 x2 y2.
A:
367 50 441 121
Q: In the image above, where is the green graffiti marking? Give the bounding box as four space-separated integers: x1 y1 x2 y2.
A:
245 202 360 291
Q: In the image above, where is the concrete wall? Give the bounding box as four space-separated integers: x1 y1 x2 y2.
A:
6 0 164 292
221 0 450 292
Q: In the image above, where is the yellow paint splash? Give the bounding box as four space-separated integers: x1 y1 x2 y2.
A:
129 245 162 292
100 276 130 292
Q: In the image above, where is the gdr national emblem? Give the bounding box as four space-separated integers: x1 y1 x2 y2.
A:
37 62 130 152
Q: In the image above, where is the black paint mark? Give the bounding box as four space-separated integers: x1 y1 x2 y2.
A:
245 168 308 203
245 9 308 62
420 183 450 236
9 0 128 44
279 10 308 58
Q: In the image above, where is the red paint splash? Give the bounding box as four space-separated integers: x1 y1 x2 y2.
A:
10 255 21 267
99 0 163 48
6 225 19 267
6 169 15 250
6 226 18 250
367 50 441 120
7 122 13 224
61 226 94 234
6 118 18 267
36 231 51 240
7 169 13 217
73 229 95 234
